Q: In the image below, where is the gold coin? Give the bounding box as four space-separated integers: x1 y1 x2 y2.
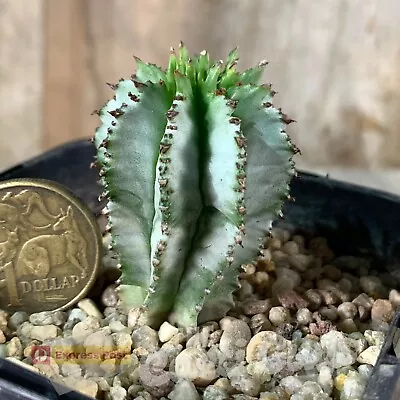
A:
0 178 102 313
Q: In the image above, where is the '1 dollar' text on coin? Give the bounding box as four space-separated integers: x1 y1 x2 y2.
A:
0 179 102 313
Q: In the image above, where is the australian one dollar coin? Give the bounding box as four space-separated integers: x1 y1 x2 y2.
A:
0 178 102 313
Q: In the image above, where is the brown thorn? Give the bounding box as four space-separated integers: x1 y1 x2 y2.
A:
281 113 296 125
106 82 117 90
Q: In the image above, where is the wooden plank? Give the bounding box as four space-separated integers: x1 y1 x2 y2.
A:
43 0 86 150
82 0 210 141
179 0 400 169
42 0 400 169
0 0 44 171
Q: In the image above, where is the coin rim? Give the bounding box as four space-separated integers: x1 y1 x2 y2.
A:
0 178 102 312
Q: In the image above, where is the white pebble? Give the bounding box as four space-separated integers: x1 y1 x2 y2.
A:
77 299 103 319
168 379 200 400
290 381 330 400
341 371 365 400
219 317 251 361
30 325 59 341
71 317 100 341
246 331 294 364
318 365 333 394
296 308 313 325
175 347 217 386
389 289 400 307
363 330 385 347
357 346 380 366
227 365 261 397
158 321 179 343
281 241 299 255
269 307 291 326
63 377 99 398
337 302 358 320
280 376 303 394
320 331 357 368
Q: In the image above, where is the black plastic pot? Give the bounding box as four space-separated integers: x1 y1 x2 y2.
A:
0 139 399 399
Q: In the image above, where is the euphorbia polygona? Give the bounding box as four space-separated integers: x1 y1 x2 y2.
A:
93 43 298 329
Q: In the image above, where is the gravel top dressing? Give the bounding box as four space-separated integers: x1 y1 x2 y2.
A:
0 226 398 400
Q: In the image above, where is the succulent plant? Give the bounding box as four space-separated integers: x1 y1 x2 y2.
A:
93 43 298 329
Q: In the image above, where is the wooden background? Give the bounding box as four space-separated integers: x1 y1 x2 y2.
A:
1 0 400 172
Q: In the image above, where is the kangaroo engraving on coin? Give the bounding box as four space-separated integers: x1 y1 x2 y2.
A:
0 179 102 313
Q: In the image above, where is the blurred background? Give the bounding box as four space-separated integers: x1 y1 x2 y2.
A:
1 0 400 192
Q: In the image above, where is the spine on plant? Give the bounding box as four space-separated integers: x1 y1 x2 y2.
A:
93 43 297 329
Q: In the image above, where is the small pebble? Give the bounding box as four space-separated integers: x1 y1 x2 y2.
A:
101 284 119 307
281 240 299 255
337 302 358 320
280 376 303 394
289 254 313 272
318 306 338 321
277 290 309 310
319 289 340 306
30 325 59 341
249 314 272 334
269 307 291 326
318 365 333 394
219 317 251 361
35 357 60 378
359 276 385 297
203 385 229 400
0 310 8 330
352 293 374 310
337 319 358 334
7 337 23 359
275 323 294 340
270 228 290 243
109 385 127 400
389 289 400 307
9 312 29 330
304 289 322 310
241 299 272 316
112 332 132 354
29 311 53 326
71 317 100 341
77 299 103 319
158 321 179 343
371 299 394 323
227 365 261 397
175 347 217 386
296 308 313 325
168 379 200 400
320 331 357 368
357 346 380 366
363 330 385 347
132 326 159 353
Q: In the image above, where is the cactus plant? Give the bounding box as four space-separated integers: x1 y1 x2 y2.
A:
93 43 298 329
